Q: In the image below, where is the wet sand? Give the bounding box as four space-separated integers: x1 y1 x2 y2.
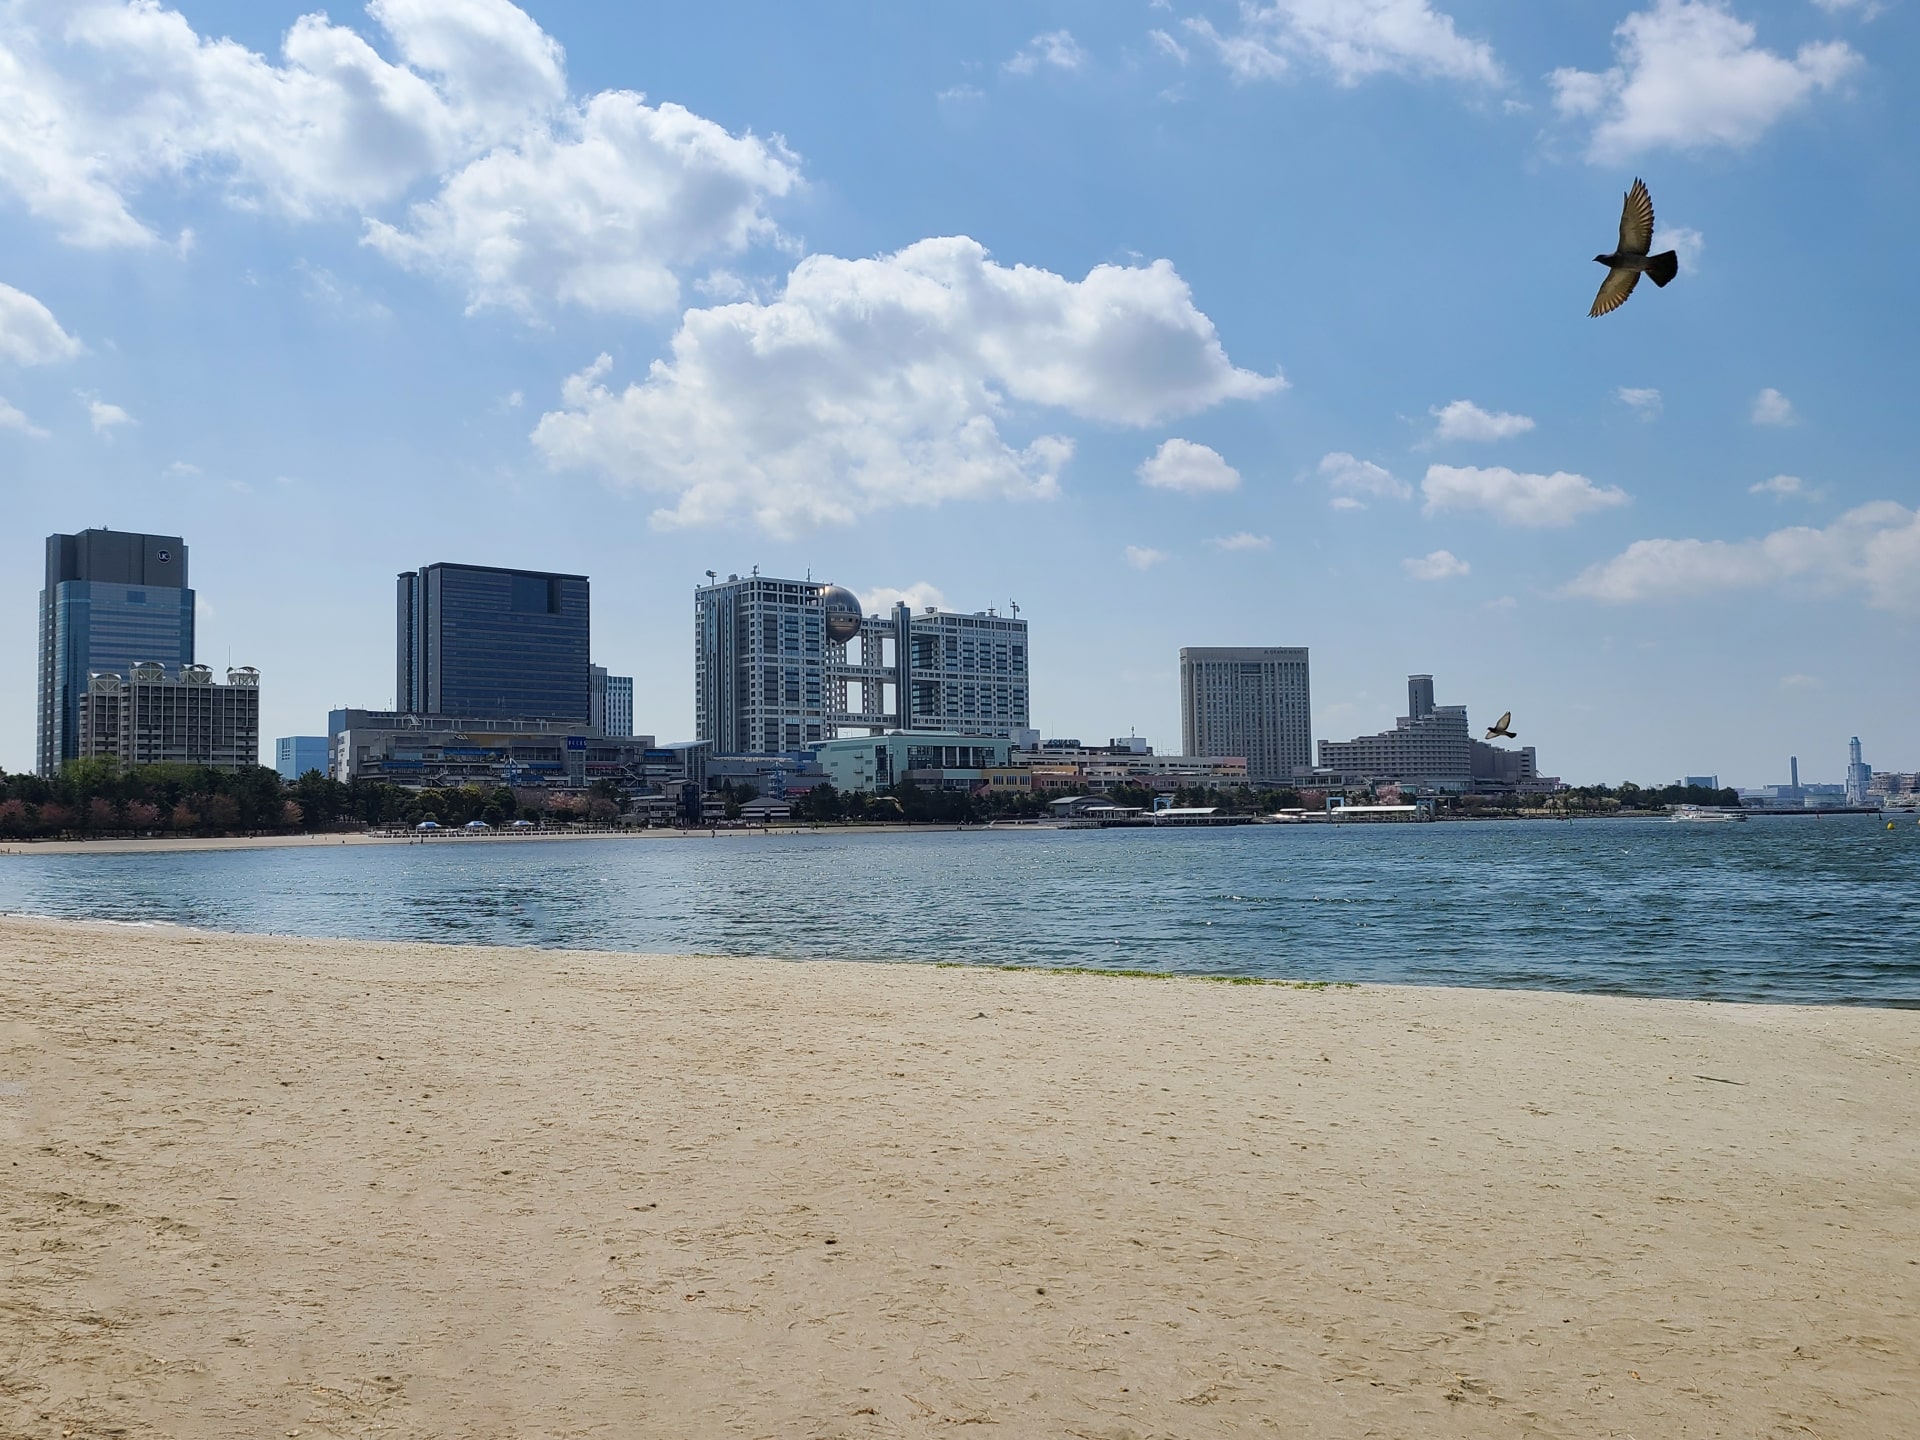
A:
3 916 1916 1437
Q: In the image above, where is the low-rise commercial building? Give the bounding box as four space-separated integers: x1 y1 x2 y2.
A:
327 708 656 788
78 662 261 770
812 731 1017 793
1010 741 1252 793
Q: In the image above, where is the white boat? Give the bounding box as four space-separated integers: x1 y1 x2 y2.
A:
1670 805 1746 823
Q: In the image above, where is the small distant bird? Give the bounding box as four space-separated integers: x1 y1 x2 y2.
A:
1589 178 1679 318
1486 711 1517 740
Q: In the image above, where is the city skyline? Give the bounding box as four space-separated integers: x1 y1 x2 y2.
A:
8 528 1896 790
0 2 1913 785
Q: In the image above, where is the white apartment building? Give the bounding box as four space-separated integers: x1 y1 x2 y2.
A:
1179 646 1313 785
77 662 261 771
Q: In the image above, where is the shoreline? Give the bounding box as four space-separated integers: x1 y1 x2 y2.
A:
4 915 1915 1436
0 820 969 857
5 808 1896 857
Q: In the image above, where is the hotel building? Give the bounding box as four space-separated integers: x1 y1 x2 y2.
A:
1178 646 1313 786
77 662 261 771
1317 674 1540 793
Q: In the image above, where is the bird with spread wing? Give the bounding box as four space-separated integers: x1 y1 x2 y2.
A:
1485 711 1517 740
1590 178 1678 318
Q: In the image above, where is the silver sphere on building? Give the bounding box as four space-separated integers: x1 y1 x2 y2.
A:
819 584 864 643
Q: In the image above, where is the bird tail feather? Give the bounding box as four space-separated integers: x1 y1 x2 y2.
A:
1647 250 1678 287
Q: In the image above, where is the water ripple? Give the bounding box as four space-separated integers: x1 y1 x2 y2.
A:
1 816 1915 1005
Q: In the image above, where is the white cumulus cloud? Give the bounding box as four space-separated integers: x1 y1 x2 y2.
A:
1751 386 1796 426
1210 531 1272 551
1320 451 1410 506
1404 549 1470 580
858 583 948 616
88 397 133 433
1430 398 1534 443
531 237 1280 533
1185 0 1501 87
1551 0 1859 161
1565 502 1920 612
1615 386 1662 417
1124 545 1168 570
0 280 81 364
0 395 46 436
1137 438 1241 493
1422 464 1629 527
1004 29 1087 75
0 1 797 316
1749 473 1821 500
364 91 799 316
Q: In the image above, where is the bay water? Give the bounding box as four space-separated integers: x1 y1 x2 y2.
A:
2 816 1915 1005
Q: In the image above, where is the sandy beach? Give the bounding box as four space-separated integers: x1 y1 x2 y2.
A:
3 917 1916 1437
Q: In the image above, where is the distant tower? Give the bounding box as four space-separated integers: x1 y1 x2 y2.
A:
1846 737 1872 807
1406 674 1435 723
1790 756 1799 790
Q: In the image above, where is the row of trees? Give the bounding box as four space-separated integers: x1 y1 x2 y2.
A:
1442 781 1740 815
0 764 633 839
1 761 297 838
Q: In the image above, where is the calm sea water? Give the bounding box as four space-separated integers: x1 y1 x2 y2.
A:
3 817 1915 1005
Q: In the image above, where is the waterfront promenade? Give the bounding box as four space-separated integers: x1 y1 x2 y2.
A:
4 916 1915 1437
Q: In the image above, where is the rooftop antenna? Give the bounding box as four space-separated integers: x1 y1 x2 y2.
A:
752 564 759 577
1009 598 1020 618
704 569 716 585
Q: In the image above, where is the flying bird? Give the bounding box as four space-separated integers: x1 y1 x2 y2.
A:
1486 712 1517 740
1589 178 1678 318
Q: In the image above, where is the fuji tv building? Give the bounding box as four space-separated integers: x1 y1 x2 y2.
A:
693 572 1031 756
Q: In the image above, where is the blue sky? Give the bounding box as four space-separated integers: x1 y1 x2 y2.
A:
1 0 1913 785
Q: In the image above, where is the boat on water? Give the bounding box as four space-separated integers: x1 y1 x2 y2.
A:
1670 805 1747 824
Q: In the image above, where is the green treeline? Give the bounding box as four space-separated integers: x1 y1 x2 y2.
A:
0 764 624 838
0 760 295 837
0 761 1751 841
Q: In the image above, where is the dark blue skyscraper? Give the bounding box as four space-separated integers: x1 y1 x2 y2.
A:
396 563 590 723
38 530 195 775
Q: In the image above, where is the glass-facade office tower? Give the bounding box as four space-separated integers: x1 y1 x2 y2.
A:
1179 646 1313 786
38 530 195 776
397 563 590 724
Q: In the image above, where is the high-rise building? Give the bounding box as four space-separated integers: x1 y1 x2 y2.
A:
694 572 1028 755
1845 737 1871 806
397 563 590 724
590 666 634 737
38 529 196 776
78 663 260 771
276 736 330 780
1316 673 1540 793
1178 646 1312 785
